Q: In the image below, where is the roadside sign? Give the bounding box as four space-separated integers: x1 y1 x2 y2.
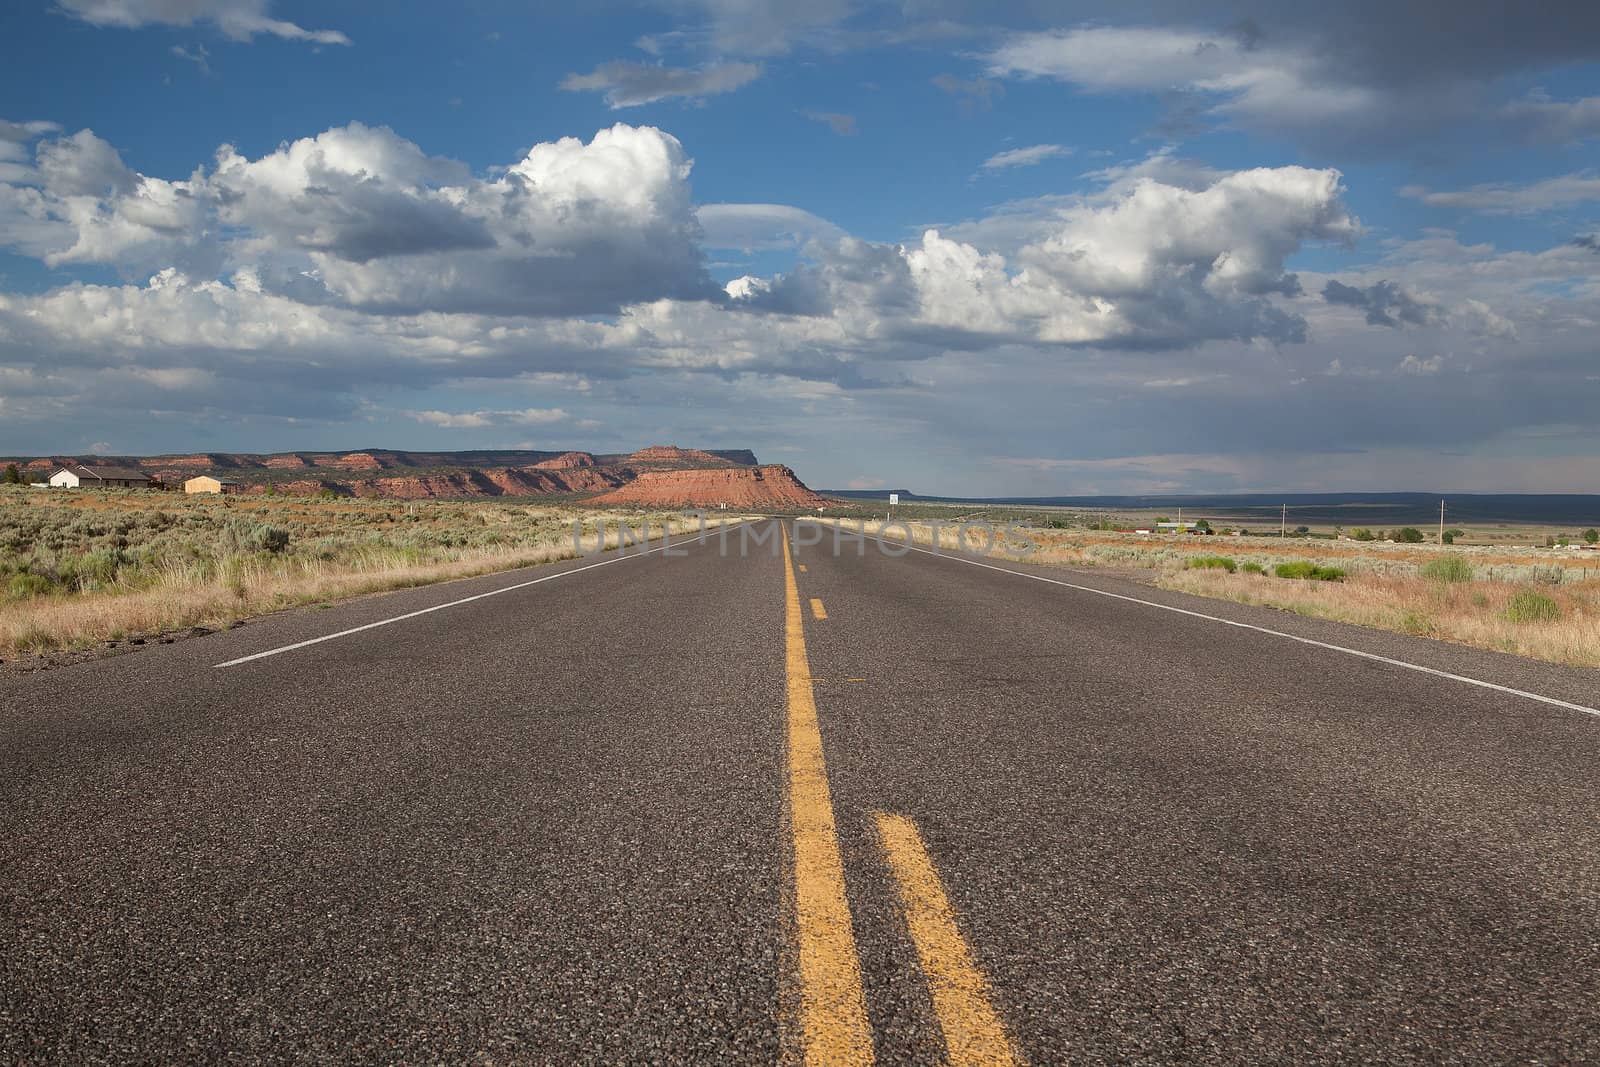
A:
888 493 899 505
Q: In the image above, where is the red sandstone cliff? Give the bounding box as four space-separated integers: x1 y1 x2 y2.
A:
623 445 733 468
589 465 828 509
532 451 598 470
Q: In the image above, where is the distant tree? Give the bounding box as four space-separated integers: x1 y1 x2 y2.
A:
1154 516 1170 524
2 463 20 484
1194 519 1212 532
1441 531 1454 544
1295 525 1310 535
1397 527 1425 543
1350 528 1375 541
263 483 278 497
1586 528 1599 545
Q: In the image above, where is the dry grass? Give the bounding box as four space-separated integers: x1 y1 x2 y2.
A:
809 517 1600 669
1162 569 1600 668
0 487 745 656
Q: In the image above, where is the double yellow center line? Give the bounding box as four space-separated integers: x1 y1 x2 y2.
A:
783 527 874 1064
781 526 1021 1066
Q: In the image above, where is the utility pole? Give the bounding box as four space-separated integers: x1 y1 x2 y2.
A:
1281 503 1287 539
1439 499 1446 545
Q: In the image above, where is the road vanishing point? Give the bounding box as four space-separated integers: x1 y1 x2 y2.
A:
4 519 1600 1063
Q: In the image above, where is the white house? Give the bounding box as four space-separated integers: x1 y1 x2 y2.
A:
48 464 152 489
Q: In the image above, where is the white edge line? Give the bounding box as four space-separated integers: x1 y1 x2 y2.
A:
213 522 745 668
895 542 1600 719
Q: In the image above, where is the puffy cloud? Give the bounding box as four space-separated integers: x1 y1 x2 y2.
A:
732 164 1357 348
1402 173 1600 214
57 0 349 44
1323 279 1441 328
560 61 761 107
0 121 719 315
0 128 209 270
980 144 1069 170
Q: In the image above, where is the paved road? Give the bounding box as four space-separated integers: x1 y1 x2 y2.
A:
4 519 1599 1063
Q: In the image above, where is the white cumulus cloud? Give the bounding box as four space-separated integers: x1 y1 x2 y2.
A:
0 121 719 315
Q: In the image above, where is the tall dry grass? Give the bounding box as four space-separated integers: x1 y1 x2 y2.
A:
1161 569 1600 668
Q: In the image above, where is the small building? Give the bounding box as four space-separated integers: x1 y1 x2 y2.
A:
184 475 241 495
48 464 151 489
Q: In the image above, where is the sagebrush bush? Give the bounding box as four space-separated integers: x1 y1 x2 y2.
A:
1240 561 1267 575
252 525 290 554
1186 555 1237 573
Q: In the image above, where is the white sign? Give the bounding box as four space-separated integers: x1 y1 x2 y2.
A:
888 493 900 505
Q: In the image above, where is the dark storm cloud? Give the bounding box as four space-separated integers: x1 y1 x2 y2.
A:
1323 279 1441 328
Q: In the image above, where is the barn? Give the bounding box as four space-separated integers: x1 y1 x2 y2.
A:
184 475 242 495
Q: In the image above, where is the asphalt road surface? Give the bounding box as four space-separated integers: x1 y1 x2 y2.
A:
4 519 1599 1064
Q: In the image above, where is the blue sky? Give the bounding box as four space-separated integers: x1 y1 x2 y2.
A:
2 1 1598 493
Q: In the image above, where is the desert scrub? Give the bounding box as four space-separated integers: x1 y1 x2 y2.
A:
1240 562 1267 575
1419 556 1474 583
0 487 745 656
1185 555 1237 573
1274 561 1347 581
1504 589 1562 623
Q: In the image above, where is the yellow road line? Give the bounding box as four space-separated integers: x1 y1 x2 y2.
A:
783 528 874 1066
875 813 1021 1067
810 597 828 620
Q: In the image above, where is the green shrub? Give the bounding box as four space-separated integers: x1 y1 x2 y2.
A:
1350 528 1374 541
1240 561 1267 575
1400 611 1432 634
8 573 54 599
1504 589 1561 623
1586 528 1599 545
1396 527 1425 543
1420 557 1473 583
1186 555 1237 573
1274 560 1346 581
